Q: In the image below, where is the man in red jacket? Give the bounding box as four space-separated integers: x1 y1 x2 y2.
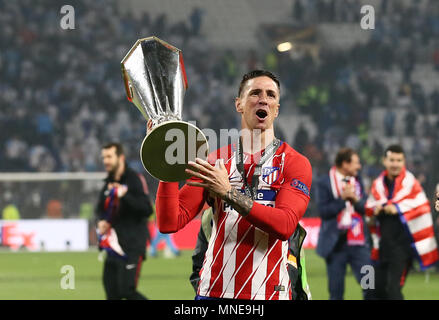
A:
154 70 312 300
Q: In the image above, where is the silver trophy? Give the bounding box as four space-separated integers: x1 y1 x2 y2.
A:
121 36 208 181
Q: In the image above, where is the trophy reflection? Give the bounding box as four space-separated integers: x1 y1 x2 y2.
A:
121 36 208 182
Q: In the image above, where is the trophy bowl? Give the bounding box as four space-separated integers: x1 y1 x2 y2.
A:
121 36 209 182
141 120 208 182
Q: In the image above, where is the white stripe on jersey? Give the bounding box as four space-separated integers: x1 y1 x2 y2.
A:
198 208 229 295
257 249 284 300
228 227 262 298
269 254 290 300
279 240 290 300
217 215 242 298
203 210 234 295
250 229 269 299
197 208 218 295
236 236 278 299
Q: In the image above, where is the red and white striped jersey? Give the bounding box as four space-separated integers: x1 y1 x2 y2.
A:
197 141 312 300
156 141 312 300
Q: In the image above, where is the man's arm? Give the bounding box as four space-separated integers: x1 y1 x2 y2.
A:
353 175 368 215
95 183 107 220
243 154 312 241
119 172 153 218
186 156 312 241
95 182 110 234
223 188 253 216
156 180 207 233
242 183 311 241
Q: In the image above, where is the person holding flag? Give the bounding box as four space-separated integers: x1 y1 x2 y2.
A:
365 144 439 299
97 186 127 258
96 142 153 300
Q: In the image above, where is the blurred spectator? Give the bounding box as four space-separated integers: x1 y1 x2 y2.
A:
46 199 63 219
2 204 20 220
190 7 204 36
294 124 309 154
4 136 29 171
383 108 396 137
433 48 439 71
293 0 304 23
431 89 439 114
404 110 417 137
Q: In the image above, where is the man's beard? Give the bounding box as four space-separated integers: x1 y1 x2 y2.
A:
108 162 120 177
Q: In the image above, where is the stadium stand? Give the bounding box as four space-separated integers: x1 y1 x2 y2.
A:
0 0 438 223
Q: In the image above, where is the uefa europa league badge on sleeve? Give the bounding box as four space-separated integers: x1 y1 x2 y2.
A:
121 36 209 182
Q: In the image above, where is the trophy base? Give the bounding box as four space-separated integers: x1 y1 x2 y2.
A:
140 121 209 182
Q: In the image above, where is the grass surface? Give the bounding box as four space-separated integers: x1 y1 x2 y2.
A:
0 249 438 300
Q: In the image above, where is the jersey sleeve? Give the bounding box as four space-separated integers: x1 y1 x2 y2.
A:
155 178 207 233
155 148 230 233
245 153 312 240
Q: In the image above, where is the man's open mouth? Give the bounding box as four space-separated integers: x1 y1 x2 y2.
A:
256 109 268 120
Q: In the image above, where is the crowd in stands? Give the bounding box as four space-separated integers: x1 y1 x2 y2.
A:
0 0 438 220
287 0 439 203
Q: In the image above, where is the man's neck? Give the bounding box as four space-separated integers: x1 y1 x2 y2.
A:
386 173 396 181
113 163 125 181
241 128 275 154
335 167 348 178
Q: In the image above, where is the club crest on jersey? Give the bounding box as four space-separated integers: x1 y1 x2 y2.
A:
262 166 280 184
291 179 310 196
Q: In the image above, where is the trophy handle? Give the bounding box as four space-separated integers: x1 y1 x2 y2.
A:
140 121 209 182
179 52 188 90
121 65 133 102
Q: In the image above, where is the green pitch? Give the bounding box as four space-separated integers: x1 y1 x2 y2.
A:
0 249 437 300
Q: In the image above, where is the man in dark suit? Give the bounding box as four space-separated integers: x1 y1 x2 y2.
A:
316 148 373 300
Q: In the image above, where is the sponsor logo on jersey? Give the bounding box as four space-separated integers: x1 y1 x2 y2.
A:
237 189 277 201
291 179 310 196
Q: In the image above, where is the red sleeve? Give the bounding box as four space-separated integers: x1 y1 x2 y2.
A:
156 148 228 234
156 180 207 233
245 153 312 240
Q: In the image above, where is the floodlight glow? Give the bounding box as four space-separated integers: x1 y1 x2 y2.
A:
277 42 293 52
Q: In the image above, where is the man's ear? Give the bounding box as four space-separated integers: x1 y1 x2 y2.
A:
235 97 243 113
120 154 126 164
274 104 280 118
